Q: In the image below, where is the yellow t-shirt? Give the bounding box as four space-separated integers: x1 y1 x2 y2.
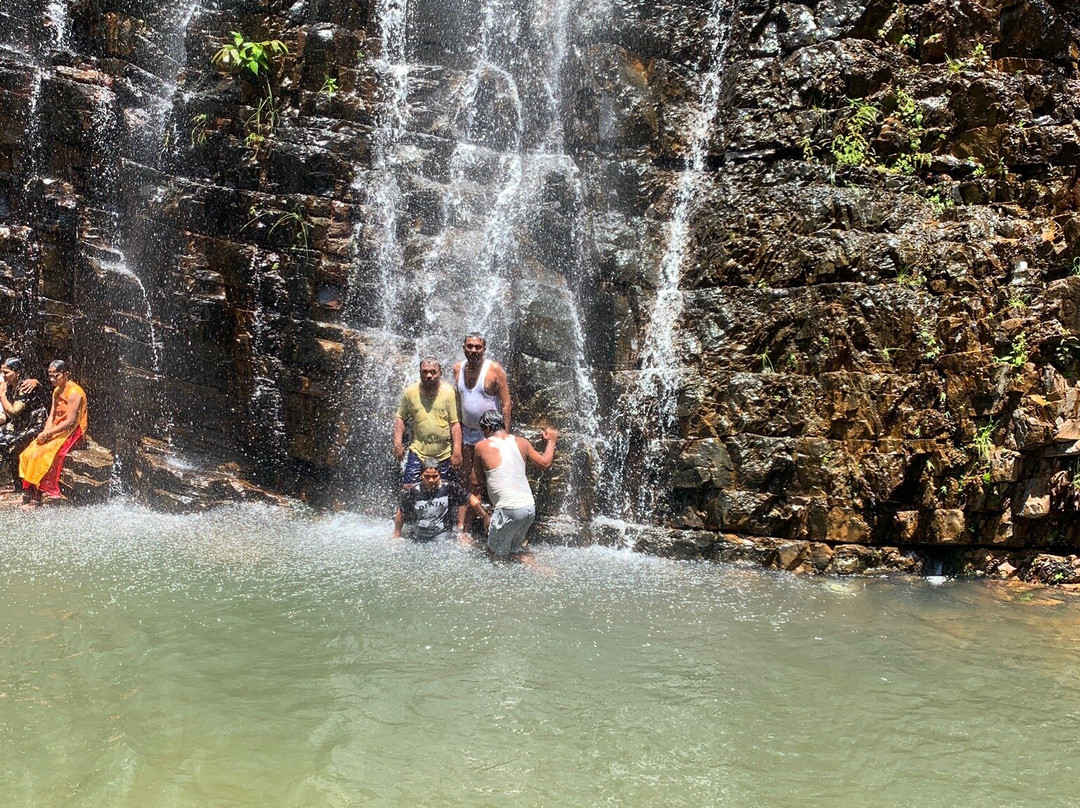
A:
397 382 460 460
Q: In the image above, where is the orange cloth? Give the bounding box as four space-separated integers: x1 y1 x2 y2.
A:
19 381 88 487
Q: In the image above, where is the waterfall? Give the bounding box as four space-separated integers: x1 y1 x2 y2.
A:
603 0 741 522
347 0 609 517
44 0 70 51
247 251 289 475
345 0 417 506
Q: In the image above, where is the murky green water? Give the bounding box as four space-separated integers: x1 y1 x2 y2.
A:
1 504 1078 807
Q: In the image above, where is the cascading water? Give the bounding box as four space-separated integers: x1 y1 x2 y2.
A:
44 0 69 51
349 0 610 519
344 0 418 506
602 0 741 523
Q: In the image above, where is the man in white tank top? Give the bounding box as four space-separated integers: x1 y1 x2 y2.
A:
473 409 558 558
453 334 512 525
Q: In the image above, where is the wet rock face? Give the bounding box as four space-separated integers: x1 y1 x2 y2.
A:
2 0 1080 572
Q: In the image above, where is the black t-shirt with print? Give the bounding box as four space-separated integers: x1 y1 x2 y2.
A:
399 481 469 540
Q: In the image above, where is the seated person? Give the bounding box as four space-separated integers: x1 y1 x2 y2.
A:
20 360 87 507
393 458 489 542
0 358 48 493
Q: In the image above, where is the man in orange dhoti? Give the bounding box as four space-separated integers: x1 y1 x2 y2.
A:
19 361 87 507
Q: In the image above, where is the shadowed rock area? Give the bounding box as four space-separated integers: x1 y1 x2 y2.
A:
2 0 1080 582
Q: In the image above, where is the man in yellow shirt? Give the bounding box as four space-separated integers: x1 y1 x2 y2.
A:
393 356 462 488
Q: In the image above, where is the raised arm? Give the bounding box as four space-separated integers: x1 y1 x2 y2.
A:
517 427 558 470
0 376 17 422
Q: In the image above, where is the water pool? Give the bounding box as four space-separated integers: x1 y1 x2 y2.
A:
2 504 1077 807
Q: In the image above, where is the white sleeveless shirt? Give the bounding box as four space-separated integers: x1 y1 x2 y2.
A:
456 358 499 431
485 435 534 510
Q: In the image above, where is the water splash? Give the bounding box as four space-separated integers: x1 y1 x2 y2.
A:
45 0 70 51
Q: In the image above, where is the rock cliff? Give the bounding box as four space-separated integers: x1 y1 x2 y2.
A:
2 0 1080 580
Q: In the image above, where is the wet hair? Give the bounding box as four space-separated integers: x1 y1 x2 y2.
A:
2 357 22 373
419 355 441 371
421 457 441 472
463 332 485 346
48 360 67 374
478 409 504 432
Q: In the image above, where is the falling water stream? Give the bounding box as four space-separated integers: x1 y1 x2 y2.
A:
605 0 741 521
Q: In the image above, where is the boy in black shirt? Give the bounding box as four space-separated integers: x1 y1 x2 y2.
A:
0 358 48 492
393 459 489 542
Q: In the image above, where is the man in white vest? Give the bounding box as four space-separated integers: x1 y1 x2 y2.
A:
453 333 512 523
473 409 558 558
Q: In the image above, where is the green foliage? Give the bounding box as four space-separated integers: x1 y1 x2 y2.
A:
971 420 996 463
244 206 311 249
213 31 288 79
945 54 965 74
797 135 815 162
319 75 339 100
190 112 209 147
921 191 955 216
998 333 1028 368
899 33 916 51
243 95 280 161
1006 291 1028 311
830 98 880 168
213 32 289 162
918 321 942 359
1070 257 1080 276
759 352 774 373
895 266 925 287
887 88 933 174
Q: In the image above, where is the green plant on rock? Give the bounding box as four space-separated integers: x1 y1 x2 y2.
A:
895 266 925 287
1070 257 1080 276
212 31 289 161
190 112 209 147
244 206 311 249
243 95 280 162
831 98 880 168
899 33 916 51
797 135 815 162
759 352 774 373
319 75 339 101
1052 333 1080 373
998 333 1029 368
921 191 955 216
971 420 996 463
918 321 942 359
213 31 288 79
1006 291 1028 311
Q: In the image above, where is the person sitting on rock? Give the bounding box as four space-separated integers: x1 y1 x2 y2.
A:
0 357 48 493
19 360 87 507
393 457 489 542
473 409 558 559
